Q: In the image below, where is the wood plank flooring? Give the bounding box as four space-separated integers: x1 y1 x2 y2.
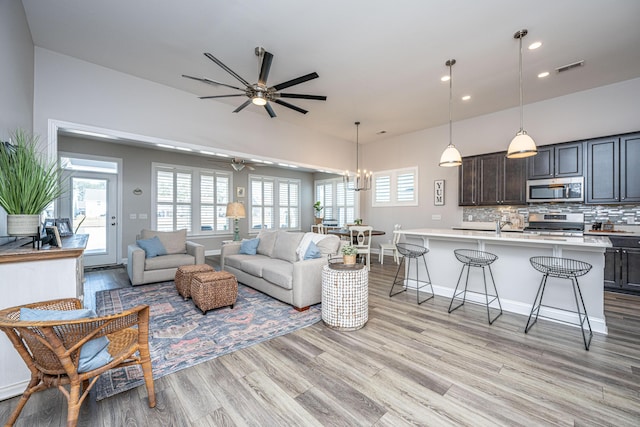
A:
2 256 640 426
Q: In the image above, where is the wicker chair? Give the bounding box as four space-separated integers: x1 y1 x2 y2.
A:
0 298 156 427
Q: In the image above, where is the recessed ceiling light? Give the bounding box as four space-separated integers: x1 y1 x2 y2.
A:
538 71 550 78
376 130 387 135
441 75 450 82
262 160 274 165
156 143 174 149
216 153 229 158
174 146 192 152
528 41 542 50
200 150 216 155
461 95 471 101
63 129 117 139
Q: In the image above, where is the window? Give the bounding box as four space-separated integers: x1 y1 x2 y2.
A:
153 163 231 234
315 177 356 226
249 175 300 231
372 167 418 207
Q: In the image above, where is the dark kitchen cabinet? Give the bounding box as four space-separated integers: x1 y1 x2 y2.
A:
605 236 640 294
586 133 640 204
527 142 583 179
458 157 477 206
459 152 526 206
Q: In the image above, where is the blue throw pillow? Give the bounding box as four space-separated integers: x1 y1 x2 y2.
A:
304 241 323 260
20 307 113 373
136 236 167 258
239 237 260 255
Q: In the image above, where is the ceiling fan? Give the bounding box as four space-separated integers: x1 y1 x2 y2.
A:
208 157 264 172
182 47 327 118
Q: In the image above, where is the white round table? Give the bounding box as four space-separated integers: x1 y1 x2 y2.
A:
321 263 368 331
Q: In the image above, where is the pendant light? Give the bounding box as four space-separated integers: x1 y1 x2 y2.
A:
439 59 462 167
507 29 537 159
343 121 371 191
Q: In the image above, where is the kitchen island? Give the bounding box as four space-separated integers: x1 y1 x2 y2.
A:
396 228 611 334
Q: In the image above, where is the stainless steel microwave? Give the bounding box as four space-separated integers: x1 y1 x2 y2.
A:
526 177 584 203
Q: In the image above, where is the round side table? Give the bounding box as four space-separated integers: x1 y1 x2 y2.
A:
321 263 368 331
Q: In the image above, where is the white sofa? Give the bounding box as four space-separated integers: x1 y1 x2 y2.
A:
220 230 341 310
127 229 205 286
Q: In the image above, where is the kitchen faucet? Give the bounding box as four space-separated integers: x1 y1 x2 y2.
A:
495 219 512 235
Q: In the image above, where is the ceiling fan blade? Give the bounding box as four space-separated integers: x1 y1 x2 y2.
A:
271 72 319 91
274 99 308 115
264 103 277 118
204 52 252 87
181 74 245 92
199 94 245 99
233 100 252 113
279 93 327 101
258 51 274 86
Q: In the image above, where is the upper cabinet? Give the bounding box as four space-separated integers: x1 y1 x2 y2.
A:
459 152 527 206
527 142 583 179
586 133 640 204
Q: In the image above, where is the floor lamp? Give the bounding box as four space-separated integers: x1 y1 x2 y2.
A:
226 202 246 241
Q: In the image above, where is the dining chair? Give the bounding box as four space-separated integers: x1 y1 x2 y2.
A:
0 298 156 427
379 224 402 265
349 225 373 270
312 223 326 234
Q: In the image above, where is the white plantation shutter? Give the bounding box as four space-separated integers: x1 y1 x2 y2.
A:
373 167 418 207
315 178 356 227
250 176 300 231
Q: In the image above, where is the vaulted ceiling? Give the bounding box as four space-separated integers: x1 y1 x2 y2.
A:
22 0 640 144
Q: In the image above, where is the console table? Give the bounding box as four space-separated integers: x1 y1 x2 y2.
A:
0 234 88 400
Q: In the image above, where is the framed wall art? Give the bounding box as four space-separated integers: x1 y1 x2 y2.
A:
434 179 445 206
236 187 246 198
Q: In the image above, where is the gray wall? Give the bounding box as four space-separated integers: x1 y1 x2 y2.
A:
58 136 319 259
0 0 34 243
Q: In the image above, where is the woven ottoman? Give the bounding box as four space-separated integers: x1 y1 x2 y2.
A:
191 271 238 315
175 264 214 300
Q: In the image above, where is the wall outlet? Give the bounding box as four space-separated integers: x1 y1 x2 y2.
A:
467 215 473 221
129 213 137 220
139 213 148 220
627 217 636 225
432 214 442 220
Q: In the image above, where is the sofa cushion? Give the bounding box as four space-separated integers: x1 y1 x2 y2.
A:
296 232 331 261
144 253 194 271
316 234 340 256
257 230 278 256
240 256 274 277
304 241 322 259
239 238 260 255
261 260 294 290
272 231 304 263
136 236 167 258
141 229 187 254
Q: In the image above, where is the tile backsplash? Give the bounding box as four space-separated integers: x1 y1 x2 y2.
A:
463 204 640 227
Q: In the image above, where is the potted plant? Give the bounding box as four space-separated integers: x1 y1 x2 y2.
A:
341 244 358 265
0 129 66 236
313 201 324 225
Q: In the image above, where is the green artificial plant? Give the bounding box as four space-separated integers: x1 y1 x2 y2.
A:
0 129 65 215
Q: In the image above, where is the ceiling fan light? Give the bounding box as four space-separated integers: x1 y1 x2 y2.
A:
439 144 463 167
507 131 537 158
252 92 267 106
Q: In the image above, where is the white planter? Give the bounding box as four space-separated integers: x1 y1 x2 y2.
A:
7 215 41 237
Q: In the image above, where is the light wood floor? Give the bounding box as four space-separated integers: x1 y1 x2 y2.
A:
2 256 640 426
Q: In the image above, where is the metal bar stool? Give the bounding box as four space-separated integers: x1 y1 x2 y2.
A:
389 243 434 305
448 249 502 324
526 256 593 350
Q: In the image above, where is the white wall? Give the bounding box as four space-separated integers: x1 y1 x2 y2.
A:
33 48 350 169
362 78 640 241
0 0 34 242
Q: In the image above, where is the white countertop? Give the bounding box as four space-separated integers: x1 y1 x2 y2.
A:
398 228 611 248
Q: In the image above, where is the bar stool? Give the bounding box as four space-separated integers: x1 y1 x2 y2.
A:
389 243 434 305
526 256 593 350
448 249 502 325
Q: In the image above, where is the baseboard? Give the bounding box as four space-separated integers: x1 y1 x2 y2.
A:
0 379 29 401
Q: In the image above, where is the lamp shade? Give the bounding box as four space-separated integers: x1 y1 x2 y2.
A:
439 144 463 167
226 202 246 219
507 131 537 159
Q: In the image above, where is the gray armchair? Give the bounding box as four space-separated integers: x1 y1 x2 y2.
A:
127 229 205 286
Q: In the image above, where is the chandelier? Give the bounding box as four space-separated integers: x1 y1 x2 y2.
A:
343 121 371 191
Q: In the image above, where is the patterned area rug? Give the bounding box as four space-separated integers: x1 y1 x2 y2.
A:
94 281 321 400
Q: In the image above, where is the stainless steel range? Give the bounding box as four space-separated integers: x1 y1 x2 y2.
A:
524 213 585 236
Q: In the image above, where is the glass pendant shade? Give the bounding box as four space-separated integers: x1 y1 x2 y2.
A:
439 144 462 167
507 131 537 158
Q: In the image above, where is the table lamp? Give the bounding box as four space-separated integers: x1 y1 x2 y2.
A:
226 202 246 241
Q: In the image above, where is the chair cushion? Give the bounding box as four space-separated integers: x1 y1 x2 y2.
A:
256 230 278 256
304 241 322 260
272 231 304 263
141 229 187 254
136 236 167 258
144 253 195 271
239 238 260 255
19 308 113 373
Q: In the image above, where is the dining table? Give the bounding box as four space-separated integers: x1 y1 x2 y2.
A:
327 228 386 240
